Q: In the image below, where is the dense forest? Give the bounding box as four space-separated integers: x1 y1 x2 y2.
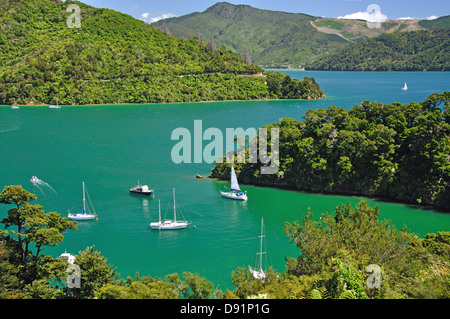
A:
0 0 324 105
307 29 450 71
1 185 449 299
211 92 450 211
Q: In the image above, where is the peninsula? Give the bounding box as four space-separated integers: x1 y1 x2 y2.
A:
0 0 324 106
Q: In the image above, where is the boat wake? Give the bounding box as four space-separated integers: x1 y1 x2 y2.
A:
30 176 58 195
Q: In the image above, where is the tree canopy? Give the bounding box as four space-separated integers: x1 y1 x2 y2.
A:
211 92 450 211
0 0 324 105
308 29 450 71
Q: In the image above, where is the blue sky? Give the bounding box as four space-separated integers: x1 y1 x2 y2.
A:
81 0 449 23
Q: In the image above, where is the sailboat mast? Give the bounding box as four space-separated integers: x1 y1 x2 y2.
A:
158 199 161 223
82 181 86 213
173 188 176 222
258 217 265 271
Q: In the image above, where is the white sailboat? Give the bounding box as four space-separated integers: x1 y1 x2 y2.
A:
220 164 247 200
49 98 61 109
150 189 190 230
68 182 97 221
402 82 408 91
249 217 267 280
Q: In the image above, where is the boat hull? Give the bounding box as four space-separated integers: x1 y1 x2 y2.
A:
130 190 153 196
220 191 247 201
150 221 188 230
68 213 97 221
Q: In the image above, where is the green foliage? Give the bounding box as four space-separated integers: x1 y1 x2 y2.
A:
0 185 77 288
266 73 325 99
1 187 449 299
166 272 216 299
153 2 349 68
70 246 118 299
419 15 450 30
308 29 450 71
97 273 178 299
211 92 450 211
154 3 449 69
0 0 323 105
283 201 450 299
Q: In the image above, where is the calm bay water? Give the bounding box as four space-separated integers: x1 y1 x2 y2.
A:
1 71 449 290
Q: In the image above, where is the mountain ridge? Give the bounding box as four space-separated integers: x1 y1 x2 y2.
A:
154 2 449 68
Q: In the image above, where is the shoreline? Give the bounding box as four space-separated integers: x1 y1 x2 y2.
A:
208 175 450 214
1 95 326 108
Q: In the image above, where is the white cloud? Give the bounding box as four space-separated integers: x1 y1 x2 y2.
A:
338 10 388 23
426 15 439 20
396 17 415 20
140 12 177 23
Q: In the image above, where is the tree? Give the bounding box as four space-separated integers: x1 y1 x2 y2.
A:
97 273 178 299
166 272 215 299
0 185 77 286
70 246 118 299
242 48 252 65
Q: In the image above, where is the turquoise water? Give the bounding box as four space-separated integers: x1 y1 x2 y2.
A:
0 71 449 291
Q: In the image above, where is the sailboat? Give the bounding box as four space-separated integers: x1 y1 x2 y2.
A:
249 217 267 280
402 82 408 91
49 98 61 109
220 164 247 200
150 188 190 230
68 182 97 221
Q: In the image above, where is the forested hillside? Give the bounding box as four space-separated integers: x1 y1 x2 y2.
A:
154 2 449 69
0 0 323 105
307 29 450 71
153 2 352 68
211 92 450 211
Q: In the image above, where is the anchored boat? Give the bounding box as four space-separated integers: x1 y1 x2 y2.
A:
150 188 190 230
220 164 247 201
68 182 97 221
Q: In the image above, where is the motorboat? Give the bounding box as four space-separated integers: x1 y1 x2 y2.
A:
130 181 154 196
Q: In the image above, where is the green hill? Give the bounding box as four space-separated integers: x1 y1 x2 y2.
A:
307 29 450 71
419 15 450 29
153 2 448 69
153 2 351 68
0 0 323 106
